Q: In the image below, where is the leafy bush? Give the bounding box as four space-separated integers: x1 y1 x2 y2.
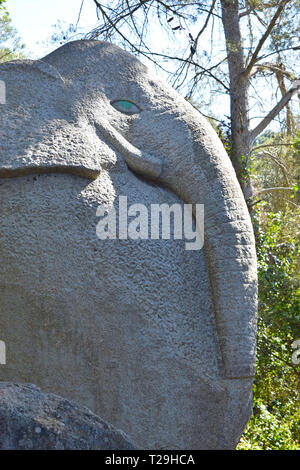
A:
238 209 300 449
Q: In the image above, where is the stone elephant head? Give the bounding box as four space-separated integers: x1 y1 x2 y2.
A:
0 40 257 449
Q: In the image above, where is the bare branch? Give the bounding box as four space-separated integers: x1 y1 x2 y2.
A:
146 51 230 91
239 7 255 18
256 187 294 195
251 80 300 140
251 62 296 81
256 45 300 62
155 0 187 19
287 200 300 208
194 0 216 46
253 143 295 150
198 111 227 125
75 0 85 30
90 1 171 73
171 1 217 90
244 0 290 77
92 0 146 36
252 151 290 185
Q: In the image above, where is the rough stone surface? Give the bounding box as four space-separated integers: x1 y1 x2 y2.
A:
0 382 136 449
0 40 257 449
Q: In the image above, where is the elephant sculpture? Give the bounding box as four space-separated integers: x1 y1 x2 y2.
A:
0 40 257 449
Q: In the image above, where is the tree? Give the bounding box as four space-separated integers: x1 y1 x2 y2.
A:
73 0 299 205
0 1 25 63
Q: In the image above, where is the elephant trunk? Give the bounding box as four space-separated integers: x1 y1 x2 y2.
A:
160 118 257 379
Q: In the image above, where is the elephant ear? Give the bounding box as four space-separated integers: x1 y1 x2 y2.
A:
0 57 104 179
0 59 64 82
0 59 65 176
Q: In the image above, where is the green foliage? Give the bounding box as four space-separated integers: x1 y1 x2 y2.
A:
238 399 299 450
238 128 299 449
0 6 25 63
238 208 300 449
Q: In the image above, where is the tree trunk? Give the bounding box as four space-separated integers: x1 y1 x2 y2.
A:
220 0 254 203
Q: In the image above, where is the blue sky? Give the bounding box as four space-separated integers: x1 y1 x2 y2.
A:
6 0 97 58
5 0 170 74
5 0 188 81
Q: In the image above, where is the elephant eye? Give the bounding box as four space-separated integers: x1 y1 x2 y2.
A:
111 100 141 115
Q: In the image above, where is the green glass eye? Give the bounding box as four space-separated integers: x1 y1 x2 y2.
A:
111 100 141 115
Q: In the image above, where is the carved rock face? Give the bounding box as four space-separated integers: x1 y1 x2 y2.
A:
0 40 257 449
